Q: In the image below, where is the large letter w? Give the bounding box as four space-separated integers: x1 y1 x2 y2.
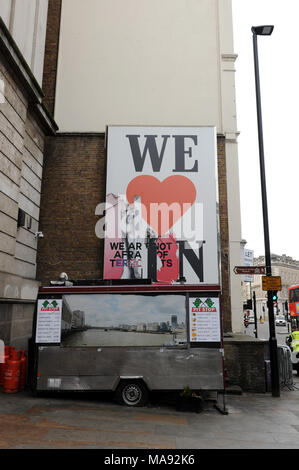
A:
126 134 170 172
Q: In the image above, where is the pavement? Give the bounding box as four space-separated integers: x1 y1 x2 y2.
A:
1 377 299 450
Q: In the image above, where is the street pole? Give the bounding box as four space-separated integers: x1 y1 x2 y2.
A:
252 26 280 397
253 291 258 338
285 301 290 333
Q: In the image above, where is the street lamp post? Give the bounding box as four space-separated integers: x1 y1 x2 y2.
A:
251 25 280 397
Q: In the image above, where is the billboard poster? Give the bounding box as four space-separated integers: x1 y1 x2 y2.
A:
101 126 219 285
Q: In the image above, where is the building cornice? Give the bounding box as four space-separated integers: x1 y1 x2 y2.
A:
222 53 238 62
255 254 299 269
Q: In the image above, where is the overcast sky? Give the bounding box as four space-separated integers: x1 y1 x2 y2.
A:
232 0 299 261
65 294 185 326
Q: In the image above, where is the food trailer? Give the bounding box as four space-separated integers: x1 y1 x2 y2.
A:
29 280 226 410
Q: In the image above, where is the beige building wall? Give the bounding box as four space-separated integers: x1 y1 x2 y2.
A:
54 0 243 332
55 0 234 133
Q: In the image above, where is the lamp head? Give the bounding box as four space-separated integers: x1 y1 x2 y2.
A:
59 272 69 281
251 25 274 36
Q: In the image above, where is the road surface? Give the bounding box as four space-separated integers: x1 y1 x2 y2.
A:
244 319 291 346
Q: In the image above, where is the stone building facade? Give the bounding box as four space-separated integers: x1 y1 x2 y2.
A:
0 2 57 349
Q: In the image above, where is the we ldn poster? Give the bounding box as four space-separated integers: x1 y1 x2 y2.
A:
102 126 219 285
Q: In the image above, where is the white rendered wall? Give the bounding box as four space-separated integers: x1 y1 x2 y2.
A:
55 0 221 131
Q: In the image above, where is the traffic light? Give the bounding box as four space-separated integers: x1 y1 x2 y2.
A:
272 291 278 310
272 291 278 302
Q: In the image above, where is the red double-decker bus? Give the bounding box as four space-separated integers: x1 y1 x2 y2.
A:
288 284 299 317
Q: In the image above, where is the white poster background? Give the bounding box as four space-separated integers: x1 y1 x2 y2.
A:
36 299 62 343
105 126 219 284
189 297 221 342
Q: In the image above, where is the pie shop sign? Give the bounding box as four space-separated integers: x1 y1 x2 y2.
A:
189 297 221 343
35 299 62 343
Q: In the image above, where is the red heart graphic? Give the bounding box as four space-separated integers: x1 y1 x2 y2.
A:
126 175 196 235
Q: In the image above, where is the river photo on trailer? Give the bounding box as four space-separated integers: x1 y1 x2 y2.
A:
60 293 187 347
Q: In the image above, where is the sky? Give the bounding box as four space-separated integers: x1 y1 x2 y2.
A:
232 0 299 261
65 294 186 326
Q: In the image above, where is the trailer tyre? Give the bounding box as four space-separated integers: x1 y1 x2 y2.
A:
115 380 149 407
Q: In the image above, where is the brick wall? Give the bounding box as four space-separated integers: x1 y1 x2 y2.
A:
224 335 266 392
217 136 231 332
42 0 62 115
36 134 106 283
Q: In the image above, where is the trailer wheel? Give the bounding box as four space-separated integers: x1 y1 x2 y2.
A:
115 380 149 407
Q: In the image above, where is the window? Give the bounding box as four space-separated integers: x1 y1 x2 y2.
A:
289 288 299 303
60 293 187 348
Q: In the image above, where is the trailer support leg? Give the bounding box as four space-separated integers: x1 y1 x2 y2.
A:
214 392 228 415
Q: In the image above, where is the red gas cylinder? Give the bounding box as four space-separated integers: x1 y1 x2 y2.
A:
18 351 27 391
0 346 13 387
3 349 21 393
